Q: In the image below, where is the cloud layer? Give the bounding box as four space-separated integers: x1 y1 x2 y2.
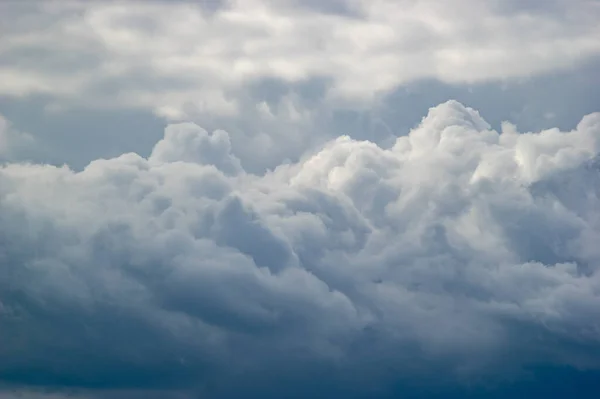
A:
1 101 600 397
1 0 599 118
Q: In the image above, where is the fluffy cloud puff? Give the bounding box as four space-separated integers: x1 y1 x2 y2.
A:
1 101 600 397
1 0 599 118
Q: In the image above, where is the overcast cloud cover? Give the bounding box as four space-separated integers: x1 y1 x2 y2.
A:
1 0 600 398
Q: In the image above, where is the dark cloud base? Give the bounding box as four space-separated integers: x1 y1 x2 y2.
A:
3 367 600 399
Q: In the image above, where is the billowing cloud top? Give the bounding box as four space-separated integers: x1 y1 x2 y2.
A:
1 101 600 398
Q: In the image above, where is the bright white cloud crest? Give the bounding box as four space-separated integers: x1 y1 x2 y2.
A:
1 101 600 394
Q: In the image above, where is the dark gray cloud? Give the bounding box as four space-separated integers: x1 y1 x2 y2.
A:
1 101 600 397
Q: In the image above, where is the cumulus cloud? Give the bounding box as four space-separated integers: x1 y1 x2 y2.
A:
1 101 600 397
0 0 599 119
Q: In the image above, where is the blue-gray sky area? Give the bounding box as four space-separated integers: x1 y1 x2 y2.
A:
1 0 600 398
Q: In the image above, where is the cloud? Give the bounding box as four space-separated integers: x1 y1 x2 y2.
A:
0 114 34 160
1 101 600 397
1 0 599 119
148 123 243 176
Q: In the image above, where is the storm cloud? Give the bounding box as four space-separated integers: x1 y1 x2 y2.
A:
1 101 600 397
1 0 600 397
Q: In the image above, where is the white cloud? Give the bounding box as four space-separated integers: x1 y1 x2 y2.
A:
1 101 599 396
148 123 243 175
1 0 599 119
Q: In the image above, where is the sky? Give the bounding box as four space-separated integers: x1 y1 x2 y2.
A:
1 0 600 398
